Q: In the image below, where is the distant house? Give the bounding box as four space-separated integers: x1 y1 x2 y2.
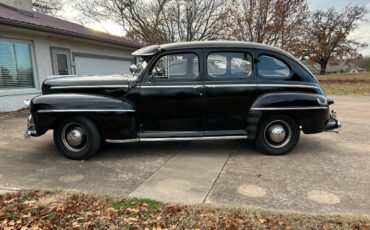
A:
0 0 142 112
303 59 366 75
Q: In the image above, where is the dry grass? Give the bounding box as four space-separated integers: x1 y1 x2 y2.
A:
316 72 370 95
316 72 370 81
1 191 369 229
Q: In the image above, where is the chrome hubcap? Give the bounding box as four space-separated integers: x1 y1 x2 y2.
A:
268 125 286 143
264 120 291 148
61 123 87 152
66 128 84 147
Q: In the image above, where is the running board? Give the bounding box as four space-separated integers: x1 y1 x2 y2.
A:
106 135 247 144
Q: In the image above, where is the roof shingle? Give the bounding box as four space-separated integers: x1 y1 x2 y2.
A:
0 3 142 49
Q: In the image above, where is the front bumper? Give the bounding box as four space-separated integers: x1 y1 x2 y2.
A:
24 115 37 138
326 109 342 133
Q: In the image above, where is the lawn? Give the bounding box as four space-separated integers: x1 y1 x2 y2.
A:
1 191 369 229
316 72 370 95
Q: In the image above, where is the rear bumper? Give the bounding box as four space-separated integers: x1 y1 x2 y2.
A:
326 109 341 133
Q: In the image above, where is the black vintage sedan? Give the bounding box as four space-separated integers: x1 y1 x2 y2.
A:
25 41 341 160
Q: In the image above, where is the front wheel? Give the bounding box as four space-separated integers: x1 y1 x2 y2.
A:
256 115 300 155
54 116 101 160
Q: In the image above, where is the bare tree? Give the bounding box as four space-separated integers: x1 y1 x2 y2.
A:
160 0 229 42
353 55 370 71
32 0 62 15
301 6 367 75
76 0 172 44
76 0 229 44
228 0 308 54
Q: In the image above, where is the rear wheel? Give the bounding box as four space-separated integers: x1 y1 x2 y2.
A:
54 116 101 160
256 115 300 155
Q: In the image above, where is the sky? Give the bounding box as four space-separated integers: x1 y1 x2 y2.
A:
308 0 370 56
60 0 370 56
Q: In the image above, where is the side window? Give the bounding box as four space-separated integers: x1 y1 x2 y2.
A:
207 52 252 79
257 55 290 79
151 53 199 81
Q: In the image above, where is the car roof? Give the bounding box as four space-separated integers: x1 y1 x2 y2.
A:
132 41 292 57
132 41 317 80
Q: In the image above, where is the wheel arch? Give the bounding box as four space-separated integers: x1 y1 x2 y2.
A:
30 93 138 140
247 92 330 139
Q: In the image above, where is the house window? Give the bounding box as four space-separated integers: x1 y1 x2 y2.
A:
0 40 35 89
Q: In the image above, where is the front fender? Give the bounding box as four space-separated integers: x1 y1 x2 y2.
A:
247 93 330 138
30 94 137 139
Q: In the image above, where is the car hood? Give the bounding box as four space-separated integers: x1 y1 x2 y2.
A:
42 74 137 94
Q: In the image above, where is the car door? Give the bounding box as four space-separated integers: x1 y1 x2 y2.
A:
204 49 257 135
139 50 204 137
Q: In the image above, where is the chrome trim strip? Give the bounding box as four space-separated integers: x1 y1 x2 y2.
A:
105 135 247 143
317 97 328 106
141 136 247 141
51 84 318 90
106 138 140 144
38 109 134 113
140 85 203 89
251 106 328 111
259 84 318 89
205 84 318 89
50 85 128 89
206 84 255 88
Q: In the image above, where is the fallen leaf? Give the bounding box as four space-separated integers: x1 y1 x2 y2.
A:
235 218 244 224
129 217 138 222
259 218 266 224
127 208 139 213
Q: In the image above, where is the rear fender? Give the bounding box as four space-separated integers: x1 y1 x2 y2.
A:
30 94 137 139
247 93 330 138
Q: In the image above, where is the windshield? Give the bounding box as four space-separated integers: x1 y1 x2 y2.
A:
135 56 148 75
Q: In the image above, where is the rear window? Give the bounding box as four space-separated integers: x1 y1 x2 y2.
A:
257 55 290 79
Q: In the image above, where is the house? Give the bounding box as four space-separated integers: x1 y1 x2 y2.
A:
303 60 366 75
0 0 142 112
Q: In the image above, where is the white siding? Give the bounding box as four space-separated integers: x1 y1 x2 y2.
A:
75 56 132 75
0 0 33 11
0 25 136 112
0 92 38 112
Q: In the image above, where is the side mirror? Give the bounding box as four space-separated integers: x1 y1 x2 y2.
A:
130 64 138 75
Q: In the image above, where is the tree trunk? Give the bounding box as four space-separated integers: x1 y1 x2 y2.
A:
320 61 328 75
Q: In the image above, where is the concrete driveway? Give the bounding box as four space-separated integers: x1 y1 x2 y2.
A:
0 95 369 215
